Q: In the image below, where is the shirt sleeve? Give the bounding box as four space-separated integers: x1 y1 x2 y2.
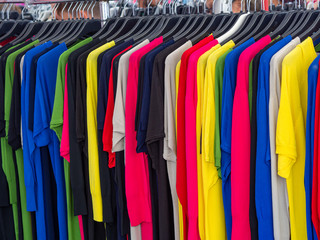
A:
33 63 51 147
276 57 298 179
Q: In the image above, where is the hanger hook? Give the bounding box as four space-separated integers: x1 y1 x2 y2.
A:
76 2 80 19
53 3 59 20
80 1 88 19
83 1 91 18
91 1 96 19
72 2 78 19
7 3 13 20
77 2 83 19
67 2 73 19
86 1 93 19
2 4 7 20
147 0 152 15
61 2 68 20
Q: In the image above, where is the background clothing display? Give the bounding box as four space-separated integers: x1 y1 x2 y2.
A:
1 1 320 240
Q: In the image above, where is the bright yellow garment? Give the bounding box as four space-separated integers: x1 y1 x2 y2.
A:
202 40 235 240
196 43 221 240
86 41 115 222
276 37 316 240
175 60 184 240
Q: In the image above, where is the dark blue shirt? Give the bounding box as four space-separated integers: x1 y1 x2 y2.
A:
97 39 134 130
136 40 174 153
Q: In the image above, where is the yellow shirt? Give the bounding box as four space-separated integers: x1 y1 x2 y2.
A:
175 60 184 240
202 40 235 240
86 41 115 222
196 43 221 240
276 37 316 240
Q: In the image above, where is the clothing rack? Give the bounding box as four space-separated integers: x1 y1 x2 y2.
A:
0 2 320 240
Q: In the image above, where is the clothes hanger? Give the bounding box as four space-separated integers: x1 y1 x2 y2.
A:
253 0 288 41
104 17 139 41
299 0 320 41
0 4 16 37
234 0 279 46
311 0 320 41
173 15 205 41
147 16 181 40
54 2 89 44
190 0 231 43
134 16 165 41
288 0 319 38
217 12 251 43
113 17 147 43
0 4 29 44
139 17 166 40
41 3 76 43
269 0 301 40
116 0 160 42
230 0 265 44
64 2 101 46
162 16 187 40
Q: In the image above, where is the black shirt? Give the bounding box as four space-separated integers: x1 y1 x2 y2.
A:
250 38 281 240
146 39 187 240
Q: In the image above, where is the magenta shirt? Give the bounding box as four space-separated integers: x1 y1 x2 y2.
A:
231 35 271 240
61 64 70 161
125 37 163 239
60 64 85 240
185 39 218 240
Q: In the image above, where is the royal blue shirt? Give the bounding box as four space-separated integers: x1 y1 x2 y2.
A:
136 40 174 153
21 41 53 240
305 55 320 240
32 43 68 240
220 38 255 240
255 35 292 240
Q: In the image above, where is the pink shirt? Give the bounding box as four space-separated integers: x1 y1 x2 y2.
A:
60 64 85 240
125 37 163 239
185 39 218 240
231 35 271 240
61 65 70 161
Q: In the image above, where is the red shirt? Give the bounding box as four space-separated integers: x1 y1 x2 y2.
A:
312 58 320 237
176 35 214 239
102 46 132 168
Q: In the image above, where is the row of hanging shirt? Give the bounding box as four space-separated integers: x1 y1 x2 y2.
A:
1 1 320 240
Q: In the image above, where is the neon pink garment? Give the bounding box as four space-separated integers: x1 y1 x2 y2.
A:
61 64 85 240
61 64 70 161
125 36 163 240
231 35 271 240
185 39 218 240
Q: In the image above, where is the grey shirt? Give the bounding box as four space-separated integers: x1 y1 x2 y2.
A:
164 40 192 240
269 37 300 240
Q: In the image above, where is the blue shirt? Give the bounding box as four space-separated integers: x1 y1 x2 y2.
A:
33 43 68 240
220 38 255 240
305 55 320 240
136 40 174 153
21 41 53 240
97 40 134 131
255 36 292 240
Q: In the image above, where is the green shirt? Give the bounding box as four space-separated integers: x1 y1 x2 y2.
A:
50 37 92 240
214 49 232 178
51 37 93 141
3 40 38 240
